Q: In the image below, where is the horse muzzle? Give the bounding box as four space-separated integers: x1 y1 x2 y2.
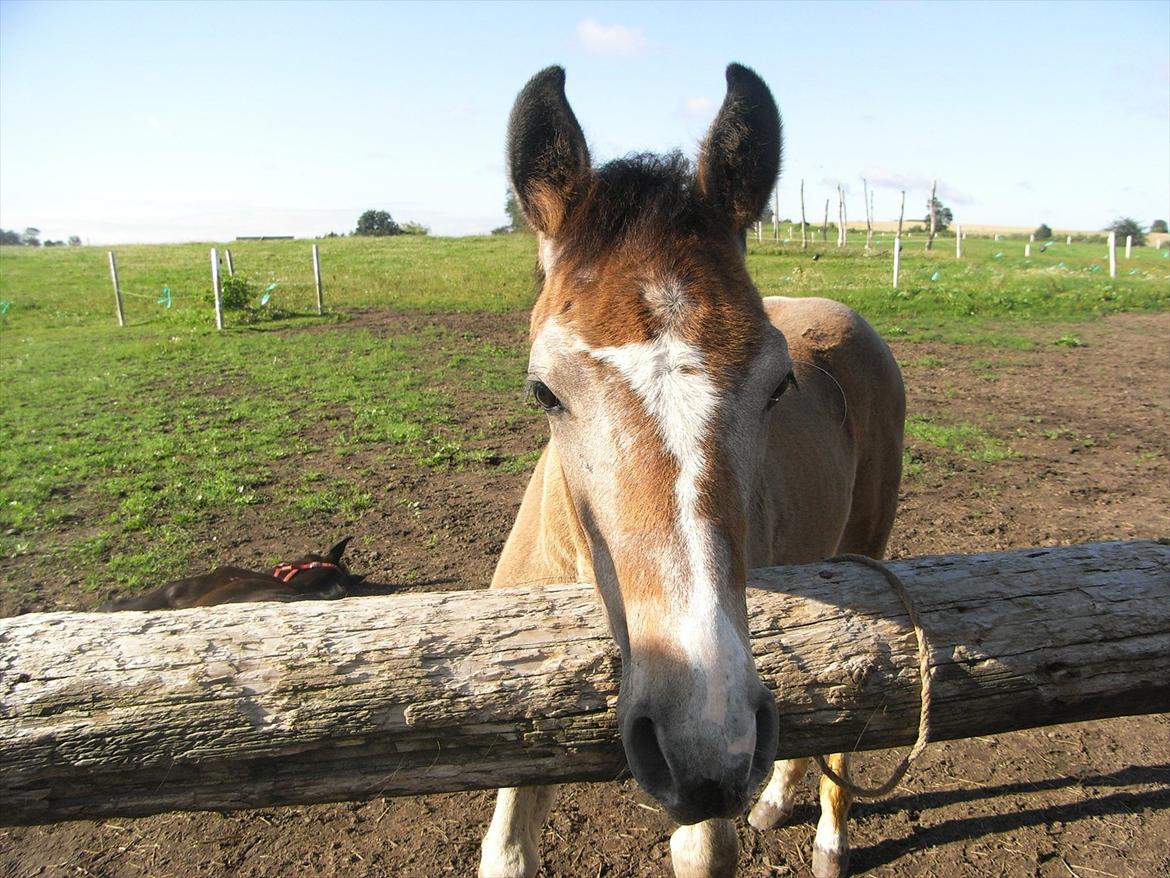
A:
619 681 779 825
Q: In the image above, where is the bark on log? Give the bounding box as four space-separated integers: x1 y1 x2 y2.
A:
1 540 1167 826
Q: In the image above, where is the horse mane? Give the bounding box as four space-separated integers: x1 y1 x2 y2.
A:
555 151 730 269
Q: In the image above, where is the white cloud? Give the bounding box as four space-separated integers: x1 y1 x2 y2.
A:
863 167 973 205
577 19 646 57
683 96 714 116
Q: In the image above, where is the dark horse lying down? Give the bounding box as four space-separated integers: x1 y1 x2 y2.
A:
99 537 364 611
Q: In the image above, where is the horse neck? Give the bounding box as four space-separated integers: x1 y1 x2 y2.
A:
491 438 592 590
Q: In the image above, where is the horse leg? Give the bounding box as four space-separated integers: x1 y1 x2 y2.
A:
669 818 738 878
748 756 810 829
812 753 853 878
478 785 557 878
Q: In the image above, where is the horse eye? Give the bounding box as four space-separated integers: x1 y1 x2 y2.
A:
767 371 797 410
528 380 563 412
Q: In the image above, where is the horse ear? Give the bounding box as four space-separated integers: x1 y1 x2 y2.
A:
507 66 591 238
696 63 782 234
327 536 353 564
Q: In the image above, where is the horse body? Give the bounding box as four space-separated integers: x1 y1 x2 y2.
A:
99 537 361 610
481 64 904 878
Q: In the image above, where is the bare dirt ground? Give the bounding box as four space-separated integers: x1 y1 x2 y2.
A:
2 310 1168 878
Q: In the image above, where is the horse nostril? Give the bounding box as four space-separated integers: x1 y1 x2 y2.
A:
626 716 673 795
752 692 780 785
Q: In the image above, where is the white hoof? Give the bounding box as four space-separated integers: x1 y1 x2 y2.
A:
478 839 539 878
747 797 794 831
669 819 738 878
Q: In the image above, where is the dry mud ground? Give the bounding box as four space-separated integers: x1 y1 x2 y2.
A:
2 311 1168 878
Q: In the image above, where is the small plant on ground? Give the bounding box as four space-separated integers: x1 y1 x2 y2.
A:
213 275 254 310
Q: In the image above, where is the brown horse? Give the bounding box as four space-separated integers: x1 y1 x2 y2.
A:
478 66 904 878
98 537 363 611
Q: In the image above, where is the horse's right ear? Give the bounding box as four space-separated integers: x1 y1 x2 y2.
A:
507 66 591 238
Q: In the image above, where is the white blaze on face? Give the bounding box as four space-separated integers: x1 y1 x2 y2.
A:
590 327 753 731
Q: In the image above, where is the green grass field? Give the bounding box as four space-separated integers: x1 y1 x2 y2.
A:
1 231 1167 589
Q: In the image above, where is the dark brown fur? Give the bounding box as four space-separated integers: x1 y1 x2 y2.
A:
98 537 363 611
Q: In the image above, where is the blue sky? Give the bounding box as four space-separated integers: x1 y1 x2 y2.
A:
1 0 1167 243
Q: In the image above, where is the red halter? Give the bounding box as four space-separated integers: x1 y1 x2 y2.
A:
271 561 341 583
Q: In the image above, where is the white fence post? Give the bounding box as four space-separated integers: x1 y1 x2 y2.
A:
956 223 962 259
312 244 324 315
1108 231 1117 278
107 251 125 328
1066 235 1072 245
1125 235 1132 259
893 235 901 289
224 249 234 277
1025 243 1031 257
210 248 223 330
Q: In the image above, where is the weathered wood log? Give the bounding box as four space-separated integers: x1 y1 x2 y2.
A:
1 540 1167 826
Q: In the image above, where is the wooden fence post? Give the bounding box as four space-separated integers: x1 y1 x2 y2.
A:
107 251 125 328
893 235 901 289
1108 231 1117 278
926 179 937 250
312 243 324 315
210 248 223 331
774 188 780 242
800 179 808 250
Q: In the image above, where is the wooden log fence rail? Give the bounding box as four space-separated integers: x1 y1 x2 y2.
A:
1 540 1167 826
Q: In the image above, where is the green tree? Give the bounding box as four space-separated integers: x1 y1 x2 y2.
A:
354 209 400 237
21 227 41 247
924 198 953 233
1151 219 1168 233
67 235 82 246
0 228 20 246
503 189 530 233
1107 217 1145 247
399 221 430 236
1033 223 1053 240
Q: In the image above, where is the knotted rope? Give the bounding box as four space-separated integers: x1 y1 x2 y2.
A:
812 553 935 798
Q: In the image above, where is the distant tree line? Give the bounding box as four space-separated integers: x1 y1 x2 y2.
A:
351 209 428 238
0 227 82 247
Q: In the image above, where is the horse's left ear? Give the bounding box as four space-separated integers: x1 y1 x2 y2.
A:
697 63 782 234
327 536 353 564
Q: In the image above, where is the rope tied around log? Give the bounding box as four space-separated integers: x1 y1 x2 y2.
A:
812 553 935 798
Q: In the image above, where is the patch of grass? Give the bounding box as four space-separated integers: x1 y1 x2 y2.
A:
905 415 1015 462
0 320 532 583
1052 333 1087 347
